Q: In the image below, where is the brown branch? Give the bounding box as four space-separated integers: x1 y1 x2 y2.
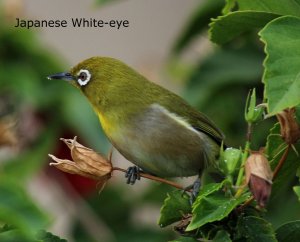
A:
112 167 189 191
272 144 291 180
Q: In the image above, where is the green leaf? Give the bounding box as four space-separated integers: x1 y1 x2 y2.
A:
213 230 232 242
172 0 224 53
238 0 300 16
259 16 300 115
158 190 191 227
95 0 120 6
36 230 67 242
186 190 249 231
219 147 242 176
2 129 57 180
265 124 300 198
209 11 278 44
184 46 263 106
276 220 300 241
244 89 263 123
196 182 225 200
238 216 276 242
0 177 49 239
293 186 300 201
171 237 198 242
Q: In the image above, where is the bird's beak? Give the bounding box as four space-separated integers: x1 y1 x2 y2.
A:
47 72 75 81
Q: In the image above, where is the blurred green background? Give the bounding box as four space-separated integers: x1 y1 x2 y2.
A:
0 0 290 241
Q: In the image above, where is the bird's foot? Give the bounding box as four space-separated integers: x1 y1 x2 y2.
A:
183 177 201 205
125 166 142 185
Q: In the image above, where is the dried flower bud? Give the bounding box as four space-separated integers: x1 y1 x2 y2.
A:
245 152 273 207
49 137 112 182
0 119 17 147
276 108 300 144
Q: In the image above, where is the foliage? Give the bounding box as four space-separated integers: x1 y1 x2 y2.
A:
2 0 300 241
158 0 300 241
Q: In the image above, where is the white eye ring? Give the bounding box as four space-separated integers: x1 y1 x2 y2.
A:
77 69 91 86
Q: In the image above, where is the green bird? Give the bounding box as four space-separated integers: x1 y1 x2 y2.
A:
48 57 225 192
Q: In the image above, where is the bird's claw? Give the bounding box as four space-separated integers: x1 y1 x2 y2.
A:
183 177 201 205
125 166 141 185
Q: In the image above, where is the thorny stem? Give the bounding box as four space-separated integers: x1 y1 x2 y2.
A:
112 167 190 191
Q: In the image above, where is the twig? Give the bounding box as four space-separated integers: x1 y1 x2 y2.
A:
272 144 291 180
112 167 189 191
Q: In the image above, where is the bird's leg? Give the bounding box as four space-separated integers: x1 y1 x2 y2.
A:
183 177 201 205
125 166 142 185
191 177 201 202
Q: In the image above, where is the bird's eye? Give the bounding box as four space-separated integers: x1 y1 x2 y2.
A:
77 69 91 86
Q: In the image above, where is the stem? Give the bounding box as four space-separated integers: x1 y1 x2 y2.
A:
236 124 252 188
112 167 189 191
272 144 291 180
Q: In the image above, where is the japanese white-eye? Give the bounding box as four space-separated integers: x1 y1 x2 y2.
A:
48 57 225 184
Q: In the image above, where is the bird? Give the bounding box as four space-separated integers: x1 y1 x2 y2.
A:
48 56 225 195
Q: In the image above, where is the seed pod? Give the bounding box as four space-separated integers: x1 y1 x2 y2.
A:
49 137 112 183
276 108 300 144
245 152 273 207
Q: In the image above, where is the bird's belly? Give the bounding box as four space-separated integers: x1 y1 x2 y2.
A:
107 105 218 177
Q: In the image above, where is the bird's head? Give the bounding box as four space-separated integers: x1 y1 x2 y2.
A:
47 56 149 110
47 56 116 90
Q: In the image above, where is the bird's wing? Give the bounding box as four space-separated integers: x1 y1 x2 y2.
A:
158 98 225 146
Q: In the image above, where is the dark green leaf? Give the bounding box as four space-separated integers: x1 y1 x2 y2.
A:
172 0 224 53
158 190 191 227
2 129 57 180
213 230 232 242
276 220 300 242
171 237 198 242
36 230 67 242
265 124 300 199
238 0 300 16
209 11 278 44
184 46 263 106
0 177 49 239
238 216 276 242
259 16 300 115
186 190 249 231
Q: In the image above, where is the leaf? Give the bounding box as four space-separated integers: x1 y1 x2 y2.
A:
238 216 276 242
36 230 68 242
158 190 191 227
213 230 232 242
265 123 300 199
238 0 300 16
95 0 120 6
184 46 263 107
276 220 300 241
186 190 249 231
209 11 278 44
0 177 49 239
2 128 57 180
171 237 198 242
172 0 224 53
293 186 300 202
219 147 242 176
259 16 300 115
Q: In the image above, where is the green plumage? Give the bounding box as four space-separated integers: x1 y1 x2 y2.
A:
50 57 225 177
